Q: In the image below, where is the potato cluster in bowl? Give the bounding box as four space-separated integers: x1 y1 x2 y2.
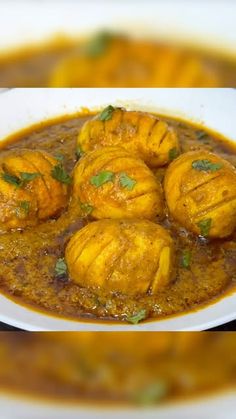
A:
67 106 236 299
1 106 236 310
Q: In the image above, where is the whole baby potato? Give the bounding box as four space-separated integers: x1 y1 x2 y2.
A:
72 146 164 220
77 107 180 168
65 219 175 296
164 150 236 238
0 149 69 231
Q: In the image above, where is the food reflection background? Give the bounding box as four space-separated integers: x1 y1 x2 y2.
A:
1 31 236 87
0 0 236 87
0 332 235 406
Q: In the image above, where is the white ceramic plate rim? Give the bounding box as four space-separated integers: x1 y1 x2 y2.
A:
0 88 235 331
0 389 235 419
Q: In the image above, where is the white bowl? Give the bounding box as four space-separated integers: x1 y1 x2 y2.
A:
0 389 235 419
0 88 235 331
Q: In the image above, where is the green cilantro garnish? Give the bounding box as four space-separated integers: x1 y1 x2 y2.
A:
126 309 147 325
76 145 85 160
134 381 168 405
51 164 71 184
15 200 30 218
83 31 113 57
80 202 94 216
98 105 116 121
20 172 41 183
192 160 223 172
197 218 212 237
169 147 179 161
181 249 192 269
19 200 30 215
54 153 64 162
90 170 115 187
1 171 41 188
119 172 136 190
1 172 21 187
55 258 68 277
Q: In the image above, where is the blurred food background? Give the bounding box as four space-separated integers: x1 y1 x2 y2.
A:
0 332 235 409
0 0 235 87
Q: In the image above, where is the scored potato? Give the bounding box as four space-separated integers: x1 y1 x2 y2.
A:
77 107 180 168
0 149 69 231
66 219 175 296
164 150 236 238
72 146 164 220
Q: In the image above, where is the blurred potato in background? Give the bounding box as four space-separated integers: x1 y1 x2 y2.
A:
0 0 236 87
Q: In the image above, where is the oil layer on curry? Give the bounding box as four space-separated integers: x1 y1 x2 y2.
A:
0 106 235 324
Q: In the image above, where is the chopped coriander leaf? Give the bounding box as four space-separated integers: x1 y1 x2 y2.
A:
196 130 208 140
192 159 223 172
15 200 30 218
55 258 67 277
19 200 30 215
83 31 113 57
76 145 85 160
54 153 64 162
98 105 116 121
126 309 147 324
134 381 168 405
1 172 21 187
181 249 192 269
90 171 115 187
119 172 136 190
1 171 41 188
169 147 179 161
197 218 212 237
80 202 94 216
51 164 71 184
20 172 41 183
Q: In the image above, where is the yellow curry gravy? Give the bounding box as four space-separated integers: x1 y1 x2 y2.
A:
0 112 235 324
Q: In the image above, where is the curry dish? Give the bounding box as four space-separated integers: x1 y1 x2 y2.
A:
0 107 235 324
0 332 235 405
0 32 236 87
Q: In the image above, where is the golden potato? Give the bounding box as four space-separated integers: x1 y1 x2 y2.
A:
77 107 180 168
0 149 69 230
164 150 236 238
72 146 164 220
65 219 175 295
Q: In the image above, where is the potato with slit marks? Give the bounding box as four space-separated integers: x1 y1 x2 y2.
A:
164 150 236 238
0 149 69 231
65 219 175 296
72 146 164 220
77 107 180 168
